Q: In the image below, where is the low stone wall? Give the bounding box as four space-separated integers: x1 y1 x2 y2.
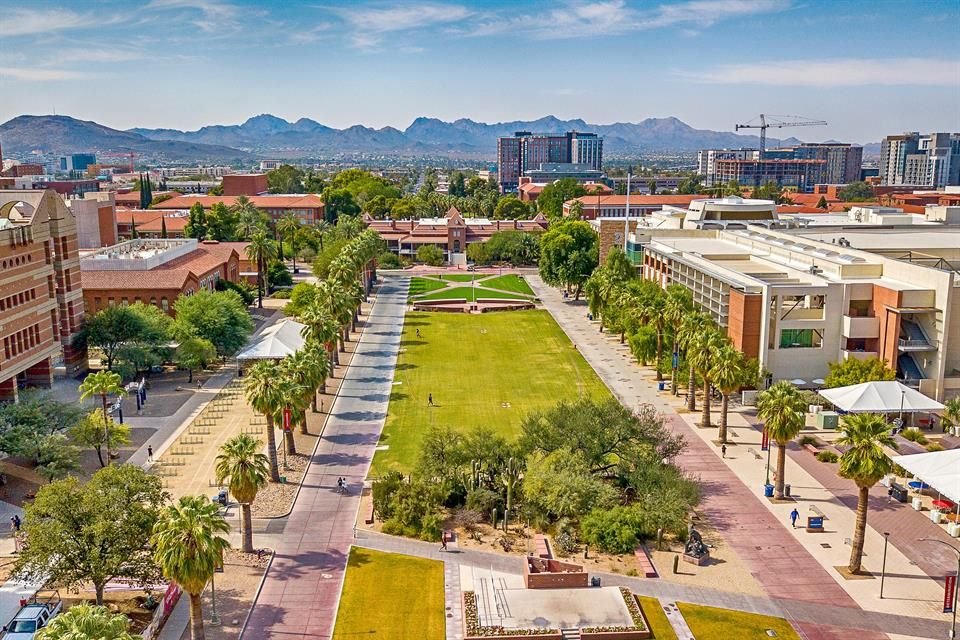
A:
524 557 589 589
465 634 562 640
581 630 650 640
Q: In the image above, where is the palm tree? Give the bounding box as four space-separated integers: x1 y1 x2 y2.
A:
711 345 747 444
756 381 806 499
276 357 307 453
690 328 728 428
151 496 230 640
942 397 960 434
664 285 693 395
79 371 124 467
246 231 276 309
277 213 301 273
639 288 668 380
232 195 267 240
677 311 711 411
216 434 270 554
299 300 340 373
36 602 138 640
244 361 282 482
836 413 896 574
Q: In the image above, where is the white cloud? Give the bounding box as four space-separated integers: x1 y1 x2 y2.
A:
0 9 102 36
335 3 472 33
681 58 960 87
0 67 94 81
145 0 238 19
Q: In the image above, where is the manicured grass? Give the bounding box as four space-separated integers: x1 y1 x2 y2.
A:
416 286 531 302
332 548 445 640
637 597 678 639
424 273 478 282
482 274 534 296
409 277 447 296
371 310 611 474
678 603 801 640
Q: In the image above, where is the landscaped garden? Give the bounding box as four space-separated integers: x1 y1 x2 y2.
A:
371 310 610 474
332 548 445 640
408 274 536 302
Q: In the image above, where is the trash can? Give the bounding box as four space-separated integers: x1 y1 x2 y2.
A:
658 382 666 391
784 484 791 497
591 576 601 587
763 484 774 498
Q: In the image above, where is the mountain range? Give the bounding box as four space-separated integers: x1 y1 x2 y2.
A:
2 113 836 161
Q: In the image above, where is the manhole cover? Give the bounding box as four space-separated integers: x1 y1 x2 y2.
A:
820 543 831 548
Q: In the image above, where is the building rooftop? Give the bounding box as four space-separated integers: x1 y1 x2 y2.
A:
153 194 324 210
79 240 240 291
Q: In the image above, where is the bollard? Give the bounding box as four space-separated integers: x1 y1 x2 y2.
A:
673 555 679 574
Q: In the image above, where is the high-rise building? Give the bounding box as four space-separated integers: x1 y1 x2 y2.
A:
697 149 758 186
0 190 86 401
497 131 603 192
698 144 862 187
59 153 97 174
791 143 863 184
880 132 960 188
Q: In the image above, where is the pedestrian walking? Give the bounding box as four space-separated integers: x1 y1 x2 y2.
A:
790 508 800 529
721 444 727 458
416 328 421 338
428 393 434 406
337 477 344 493
439 534 448 552
11 515 21 533
147 445 154 463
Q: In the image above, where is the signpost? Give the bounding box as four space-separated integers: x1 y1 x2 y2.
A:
946 573 957 614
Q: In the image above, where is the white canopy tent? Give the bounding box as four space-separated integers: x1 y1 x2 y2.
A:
236 318 306 361
891 449 960 506
818 381 944 414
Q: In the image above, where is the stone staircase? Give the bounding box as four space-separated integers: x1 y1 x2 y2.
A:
560 629 581 640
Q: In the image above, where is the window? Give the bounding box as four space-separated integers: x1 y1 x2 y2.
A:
779 329 822 349
161 298 169 312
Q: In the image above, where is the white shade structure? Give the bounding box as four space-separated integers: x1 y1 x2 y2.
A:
891 450 960 504
236 318 306 361
818 381 944 414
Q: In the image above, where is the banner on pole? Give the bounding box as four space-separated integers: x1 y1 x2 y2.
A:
945 573 956 613
282 407 292 432
761 427 769 452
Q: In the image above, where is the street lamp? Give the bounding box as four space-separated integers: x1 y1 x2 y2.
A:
880 532 890 599
919 537 960 639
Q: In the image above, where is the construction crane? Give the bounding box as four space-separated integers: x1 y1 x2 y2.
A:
734 114 828 156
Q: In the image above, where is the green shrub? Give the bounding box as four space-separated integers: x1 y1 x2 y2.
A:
416 244 445 266
799 435 819 447
215 278 256 305
465 488 501 517
377 251 402 269
816 450 838 463
581 506 642 555
419 513 444 542
926 442 945 452
270 288 292 299
901 428 929 445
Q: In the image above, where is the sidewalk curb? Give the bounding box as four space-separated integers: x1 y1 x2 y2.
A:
237 550 276 639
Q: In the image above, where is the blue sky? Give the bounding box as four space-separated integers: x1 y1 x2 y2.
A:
1 0 958 142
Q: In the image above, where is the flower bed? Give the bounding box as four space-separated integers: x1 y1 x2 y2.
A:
580 588 651 638
463 591 561 639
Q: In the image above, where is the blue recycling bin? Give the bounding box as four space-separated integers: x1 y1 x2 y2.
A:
763 484 774 498
658 382 666 391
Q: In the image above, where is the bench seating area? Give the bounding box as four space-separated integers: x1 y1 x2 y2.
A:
634 544 658 578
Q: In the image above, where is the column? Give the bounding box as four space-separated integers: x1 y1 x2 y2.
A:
0 377 18 403
24 357 54 388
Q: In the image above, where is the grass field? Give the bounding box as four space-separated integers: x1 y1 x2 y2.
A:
409 277 447 296
332 548 445 640
482 274 534 295
416 286 531 302
371 310 611 474
677 603 801 640
424 273 479 282
637 597 677 639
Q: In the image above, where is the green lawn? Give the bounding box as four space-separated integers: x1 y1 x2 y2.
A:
424 273 478 282
678 603 801 640
482 274 534 295
409 277 447 296
332 548 445 640
637 597 677 639
371 310 611 474
416 286 531 302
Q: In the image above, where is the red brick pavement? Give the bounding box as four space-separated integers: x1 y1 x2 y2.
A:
792 621 888 640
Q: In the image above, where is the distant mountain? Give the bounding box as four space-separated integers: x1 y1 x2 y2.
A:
128 113 808 156
0 115 253 162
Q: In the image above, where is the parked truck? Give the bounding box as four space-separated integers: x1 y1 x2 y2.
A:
1 593 61 640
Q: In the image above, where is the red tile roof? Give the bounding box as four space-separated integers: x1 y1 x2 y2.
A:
570 194 701 207
153 195 324 210
80 242 239 291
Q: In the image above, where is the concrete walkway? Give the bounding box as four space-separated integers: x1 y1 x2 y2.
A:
242 277 408 639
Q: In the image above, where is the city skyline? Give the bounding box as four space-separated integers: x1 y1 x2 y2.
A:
1 0 958 143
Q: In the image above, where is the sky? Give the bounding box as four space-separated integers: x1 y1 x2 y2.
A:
0 0 958 143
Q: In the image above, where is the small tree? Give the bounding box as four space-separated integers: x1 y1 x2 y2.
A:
79 371 125 466
15 465 166 605
173 290 254 357
71 409 131 468
416 244 445 266
838 181 874 202
175 337 218 384
36 603 138 640
216 434 270 554
824 357 896 388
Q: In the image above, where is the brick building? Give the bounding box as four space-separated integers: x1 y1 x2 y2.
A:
222 174 268 196
0 190 86 401
79 239 244 317
563 194 702 220
153 194 325 225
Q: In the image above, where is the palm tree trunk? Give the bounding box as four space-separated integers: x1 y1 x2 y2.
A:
688 364 697 411
265 413 280 482
701 380 712 427
95 445 105 468
284 429 296 455
242 503 254 554
300 411 309 434
719 394 729 444
671 336 679 395
189 592 206 640
655 332 663 381
848 486 870 573
100 393 112 466
775 443 787 499
257 256 264 308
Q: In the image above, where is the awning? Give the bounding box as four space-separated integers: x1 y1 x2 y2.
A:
818 380 944 414
236 318 305 361
891 449 960 505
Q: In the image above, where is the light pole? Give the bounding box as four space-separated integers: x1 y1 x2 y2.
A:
210 572 221 626
880 532 890 598
920 537 960 639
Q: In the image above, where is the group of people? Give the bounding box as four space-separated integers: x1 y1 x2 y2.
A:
336 477 348 493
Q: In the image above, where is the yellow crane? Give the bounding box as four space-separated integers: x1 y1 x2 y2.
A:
735 114 828 156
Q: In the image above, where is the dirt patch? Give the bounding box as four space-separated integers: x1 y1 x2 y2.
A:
180 549 271 640
61 590 157 634
251 451 311 518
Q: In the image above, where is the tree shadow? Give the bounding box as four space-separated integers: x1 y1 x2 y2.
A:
334 410 387 422
395 363 418 371
389 391 408 402
325 432 381 446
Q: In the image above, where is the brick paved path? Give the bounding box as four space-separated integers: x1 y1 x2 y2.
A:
242 277 408 639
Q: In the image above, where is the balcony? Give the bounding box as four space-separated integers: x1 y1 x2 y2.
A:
842 315 879 339
843 349 879 362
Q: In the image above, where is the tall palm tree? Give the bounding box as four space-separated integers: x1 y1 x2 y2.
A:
664 284 693 395
276 357 308 453
756 381 806 499
299 300 340 373
942 396 960 434
836 413 895 574
246 231 276 309
244 361 282 482
151 496 230 640
677 311 711 411
277 213 302 273
216 434 270 554
639 288 668 380
711 345 747 444
79 371 124 467
232 195 267 240
690 328 728 428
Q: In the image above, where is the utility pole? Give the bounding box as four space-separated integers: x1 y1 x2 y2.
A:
623 172 631 252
